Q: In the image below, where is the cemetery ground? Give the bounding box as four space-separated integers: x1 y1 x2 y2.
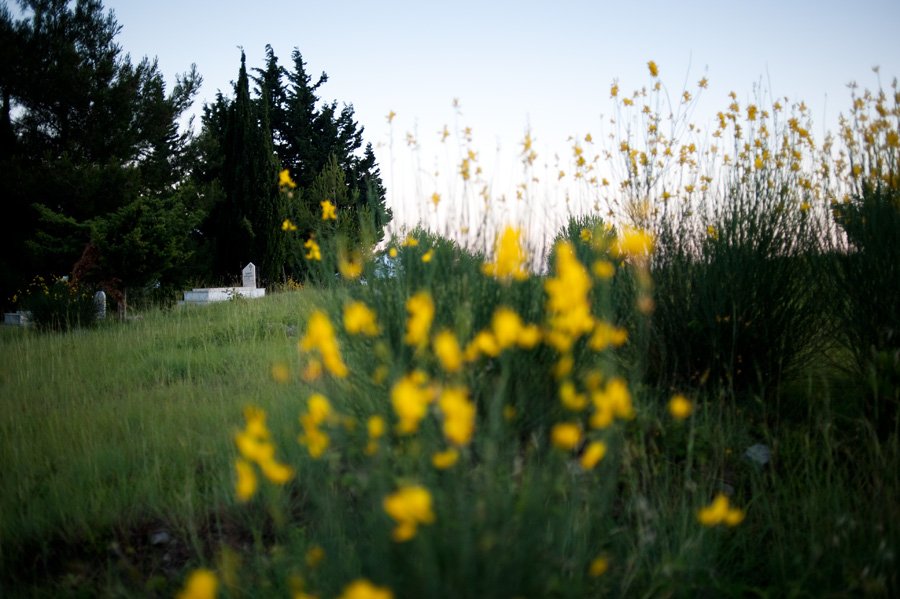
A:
0 279 897 597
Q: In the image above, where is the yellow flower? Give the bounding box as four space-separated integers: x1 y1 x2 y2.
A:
589 321 628 351
338 252 364 280
306 394 332 426
580 228 592 242
559 380 587 411
235 459 257 502
388 247 398 258
271 362 290 383
439 386 475 446
432 448 459 469
433 330 463 373
481 226 529 281
431 192 441 207
421 249 434 263
707 225 719 240
590 377 634 429
402 235 419 247
588 556 609 577
697 493 745 527
258 458 294 484
177 569 218 599
550 422 582 451
545 241 594 351
321 200 337 221
491 306 525 349
610 227 654 259
304 238 322 261
299 425 330 459
592 260 615 279
300 311 348 378
305 545 326 569
610 82 619 98
386 110 396 124
338 579 394 599
404 291 434 347
391 371 434 434
282 218 298 232
344 301 380 336
383 485 435 542
580 441 607 470
364 415 385 456
668 394 693 420
367 415 386 439
647 60 659 77
279 169 297 189
463 330 500 361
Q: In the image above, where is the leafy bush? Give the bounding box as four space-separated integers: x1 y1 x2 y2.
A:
645 181 827 399
832 183 900 435
18 275 98 331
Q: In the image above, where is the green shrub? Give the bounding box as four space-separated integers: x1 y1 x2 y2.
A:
832 183 900 436
18 275 98 331
645 182 827 400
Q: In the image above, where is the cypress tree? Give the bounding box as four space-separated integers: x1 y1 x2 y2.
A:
212 52 284 285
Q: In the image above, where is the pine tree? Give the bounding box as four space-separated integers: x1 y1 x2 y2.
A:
0 0 201 306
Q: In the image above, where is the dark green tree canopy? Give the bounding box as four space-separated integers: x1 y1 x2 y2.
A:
197 45 391 283
0 0 201 305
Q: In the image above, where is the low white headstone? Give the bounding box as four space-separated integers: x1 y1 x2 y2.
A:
94 290 106 320
242 262 257 288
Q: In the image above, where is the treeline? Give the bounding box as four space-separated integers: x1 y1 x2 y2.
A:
0 0 390 309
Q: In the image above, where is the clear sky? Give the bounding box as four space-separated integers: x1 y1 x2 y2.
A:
100 0 899 243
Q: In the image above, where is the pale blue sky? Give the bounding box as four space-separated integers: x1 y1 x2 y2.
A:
101 0 899 239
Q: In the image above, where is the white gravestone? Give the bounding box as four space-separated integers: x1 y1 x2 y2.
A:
242 263 257 288
93 290 106 320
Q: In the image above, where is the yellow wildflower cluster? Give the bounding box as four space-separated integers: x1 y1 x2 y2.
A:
304 238 322 261
438 386 475 446
668 394 693 420
544 241 594 352
234 407 294 502
610 227 654 260
697 493 745 527
404 291 434 348
338 250 364 280
589 321 628 351
481 226 529 281
177 569 219 599
343 301 380 336
282 218 298 232
365 415 386 455
338 579 394 599
391 371 435 434
279 169 297 189
589 377 634 429
321 199 337 221
463 306 540 361
300 310 348 378
432 330 463 373
298 394 333 459
383 484 435 541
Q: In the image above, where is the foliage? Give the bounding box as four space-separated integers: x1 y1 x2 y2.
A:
0 0 201 308
203 53 285 285
832 184 900 435
197 46 391 286
17 274 97 330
